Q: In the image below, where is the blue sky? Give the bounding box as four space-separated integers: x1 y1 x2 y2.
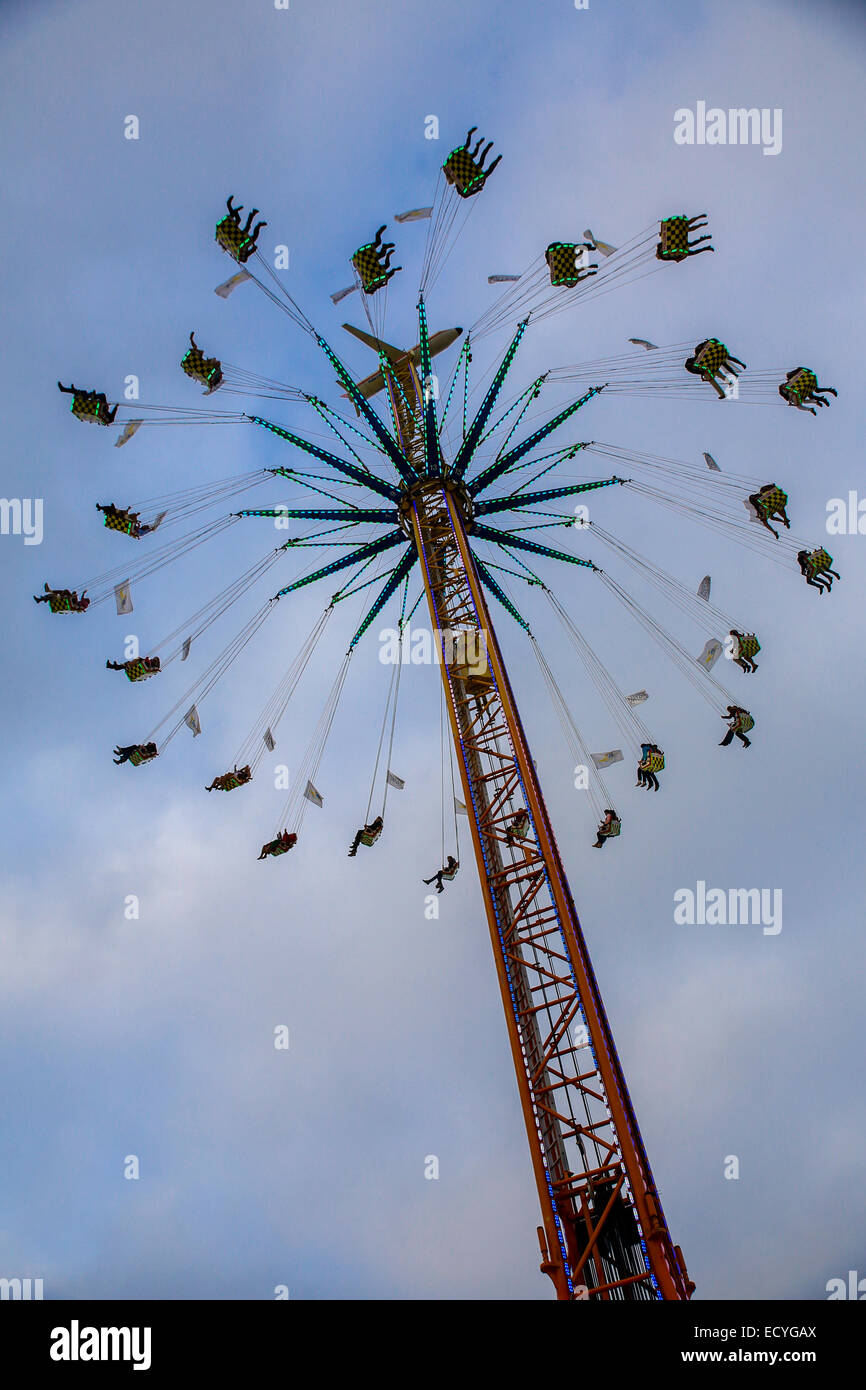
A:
1 0 864 1300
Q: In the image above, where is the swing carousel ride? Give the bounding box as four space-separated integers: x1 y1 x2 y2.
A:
41 126 839 1301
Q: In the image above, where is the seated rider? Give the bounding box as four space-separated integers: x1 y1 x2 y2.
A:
593 809 621 849
33 583 90 612
58 381 118 424
442 127 502 197
655 213 713 262
113 741 158 765
684 340 746 399
636 743 663 791
258 830 297 860
106 656 161 679
216 196 267 262
719 706 754 748
798 548 839 594
96 502 145 536
348 814 384 857
504 808 531 845
748 484 790 539
423 855 459 894
778 368 837 415
205 765 252 792
729 631 760 674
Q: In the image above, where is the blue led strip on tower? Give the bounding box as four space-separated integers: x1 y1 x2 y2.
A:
417 297 443 478
468 386 605 496
270 530 404 599
450 320 528 481
314 336 416 487
249 415 401 502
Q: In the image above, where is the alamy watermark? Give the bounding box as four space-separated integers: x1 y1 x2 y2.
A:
50 1322 151 1370
674 880 782 935
0 498 42 545
379 624 488 673
674 103 782 156
826 492 866 535
826 1270 866 1299
0 1276 44 1300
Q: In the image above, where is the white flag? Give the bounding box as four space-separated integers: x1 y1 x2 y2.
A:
488 273 521 283
703 452 721 472
214 269 251 299
625 690 648 706
329 284 356 305
697 638 723 670
697 576 711 601
263 728 275 752
114 581 133 614
114 420 142 448
394 207 433 222
455 798 468 815
591 749 624 768
386 770 405 790
181 637 192 662
304 780 323 808
628 338 658 351
184 704 201 736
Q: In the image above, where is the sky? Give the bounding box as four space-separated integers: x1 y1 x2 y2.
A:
0 0 864 1301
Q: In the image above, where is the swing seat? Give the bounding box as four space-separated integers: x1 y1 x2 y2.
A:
757 486 788 514
781 368 817 404
266 833 296 856
694 340 728 376
442 144 493 198
215 215 255 263
544 242 595 288
656 215 691 261
603 819 622 837
212 766 251 791
47 591 87 613
181 346 223 391
101 507 138 536
639 751 665 773
733 713 755 734
125 659 159 682
735 635 760 660
441 864 459 880
128 745 158 766
351 243 394 295
71 394 110 423
360 827 382 848
802 547 834 577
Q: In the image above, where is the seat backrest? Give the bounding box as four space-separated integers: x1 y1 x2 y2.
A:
658 216 689 258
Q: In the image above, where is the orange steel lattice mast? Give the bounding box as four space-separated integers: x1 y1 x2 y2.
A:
407 478 692 1300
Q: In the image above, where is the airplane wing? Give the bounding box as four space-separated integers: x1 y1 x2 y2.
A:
342 323 406 362
341 324 462 403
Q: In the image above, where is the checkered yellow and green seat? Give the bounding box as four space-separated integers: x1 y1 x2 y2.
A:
215 215 254 263
695 340 728 375
442 146 490 198
657 216 690 261
545 243 589 287
639 751 665 773
352 243 390 294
